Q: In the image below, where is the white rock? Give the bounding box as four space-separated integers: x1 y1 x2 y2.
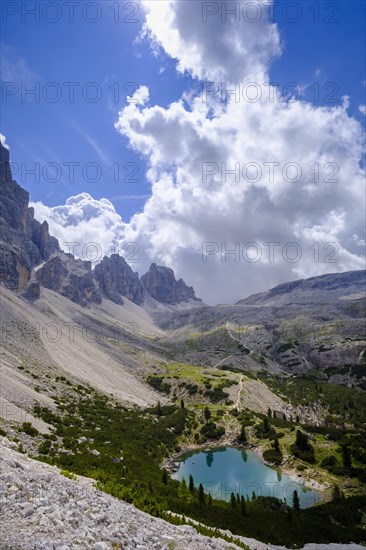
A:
92 543 109 550
21 502 34 517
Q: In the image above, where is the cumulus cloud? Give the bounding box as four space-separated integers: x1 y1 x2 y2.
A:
31 193 127 263
32 0 365 304
359 104 366 116
140 0 282 82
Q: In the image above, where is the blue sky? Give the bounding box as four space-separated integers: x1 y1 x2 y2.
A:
1 1 365 303
2 1 365 222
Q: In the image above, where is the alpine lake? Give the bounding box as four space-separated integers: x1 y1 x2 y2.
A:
171 446 320 508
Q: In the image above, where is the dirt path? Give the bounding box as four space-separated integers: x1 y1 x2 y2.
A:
234 374 244 410
212 355 234 368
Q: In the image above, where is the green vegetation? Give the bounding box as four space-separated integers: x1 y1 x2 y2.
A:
61 469 77 480
200 422 225 441
147 376 171 394
258 373 366 483
292 490 300 511
263 437 283 466
291 430 316 463
263 375 366 427
20 422 39 437
148 361 235 403
31 384 366 548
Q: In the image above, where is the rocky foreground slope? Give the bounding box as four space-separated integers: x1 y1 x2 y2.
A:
1 437 364 550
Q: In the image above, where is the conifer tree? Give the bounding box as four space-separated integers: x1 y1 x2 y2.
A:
292 490 300 511
162 469 168 485
230 492 237 508
189 474 195 492
240 495 247 516
198 483 205 506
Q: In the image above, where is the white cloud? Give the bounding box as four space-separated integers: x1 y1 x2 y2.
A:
31 193 127 263
0 133 10 150
140 0 282 82
32 1 365 304
359 104 366 115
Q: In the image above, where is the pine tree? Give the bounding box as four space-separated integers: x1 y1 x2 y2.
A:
274 437 280 454
287 507 293 523
238 424 247 444
240 495 247 516
267 407 272 418
292 490 300 511
181 477 187 493
208 494 213 506
252 490 256 500
236 493 240 505
189 474 195 492
204 406 211 421
230 492 237 508
162 468 168 485
295 430 309 451
156 400 162 416
262 416 270 433
332 484 342 503
342 445 352 472
341 445 352 472
180 398 185 409
198 483 205 506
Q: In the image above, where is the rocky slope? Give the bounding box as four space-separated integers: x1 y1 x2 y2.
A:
151 270 365 383
0 437 240 550
1 437 363 550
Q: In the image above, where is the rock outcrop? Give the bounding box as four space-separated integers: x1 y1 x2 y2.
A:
0 142 60 292
36 254 102 307
28 207 59 261
141 263 200 305
93 254 144 305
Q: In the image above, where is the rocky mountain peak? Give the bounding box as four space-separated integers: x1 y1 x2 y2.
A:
93 254 144 305
141 263 200 304
0 142 60 292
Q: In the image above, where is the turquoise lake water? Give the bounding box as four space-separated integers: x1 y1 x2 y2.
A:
171 446 320 508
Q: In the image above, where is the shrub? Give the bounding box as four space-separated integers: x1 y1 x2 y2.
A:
200 422 225 440
21 422 39 437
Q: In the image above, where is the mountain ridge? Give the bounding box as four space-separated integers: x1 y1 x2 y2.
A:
0 141 200 308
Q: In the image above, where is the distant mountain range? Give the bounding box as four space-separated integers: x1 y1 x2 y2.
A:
1 139 365 414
